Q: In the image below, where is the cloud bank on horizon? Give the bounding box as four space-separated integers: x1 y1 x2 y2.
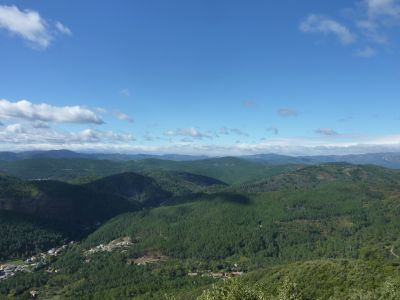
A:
0 1 400 155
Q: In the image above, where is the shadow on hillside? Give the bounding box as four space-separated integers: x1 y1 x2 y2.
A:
163 192 252 206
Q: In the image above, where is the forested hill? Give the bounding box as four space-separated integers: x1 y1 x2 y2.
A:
0 174 137 228
142 170 228 195
231 163 400 193
84 172 172 206
1 162 400 299
0 156 298 184
0 174 137 260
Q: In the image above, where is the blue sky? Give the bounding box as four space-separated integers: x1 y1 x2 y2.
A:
1 0 400 155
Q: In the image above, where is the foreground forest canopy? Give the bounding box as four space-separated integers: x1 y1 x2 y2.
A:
1 153 400 299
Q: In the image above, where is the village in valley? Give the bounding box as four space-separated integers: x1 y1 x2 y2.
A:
0 243 72 281
1 235 245 291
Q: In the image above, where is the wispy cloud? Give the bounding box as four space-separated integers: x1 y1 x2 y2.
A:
300 1 400 56
0 5 71 48
315 128 339 136
218 127 249 137
5 133 400 156
338 115 353 122
112 111 134 123
142 133 155 141
356 0 400 44
356 20 387 44
230 128 249 137
355 46 376 57
0 99 103 124
119 89 131 97
31 120 50 129
365 0 400 20
0 125 134 146
266 126 279 135
300 14 356 45
277 108 298 117
55 21 72 35
5 123 26 134
164 127 211 139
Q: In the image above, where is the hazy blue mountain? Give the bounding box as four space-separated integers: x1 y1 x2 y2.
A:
0 150 208 161
241 153 314 165
3 150 400 170
242 152 400 168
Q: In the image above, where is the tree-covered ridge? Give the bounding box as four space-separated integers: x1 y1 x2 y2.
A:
0 157 299 185
196 259 400 300
0 174 141 261
84 172 172 206
0 176 137 228
132 157 299 184
1 162 400 299
0 158 136 181
82 179 400 266
0 210 67 261
142 170 228 196
232 163 400 193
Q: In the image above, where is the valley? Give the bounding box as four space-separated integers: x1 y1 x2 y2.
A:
0 154 400 299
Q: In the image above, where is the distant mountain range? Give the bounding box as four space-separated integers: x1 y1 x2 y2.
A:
241 152 400 168
0 150 208 161
2 149 400 169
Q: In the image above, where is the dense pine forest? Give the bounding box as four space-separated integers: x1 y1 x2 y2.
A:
1 155 400 299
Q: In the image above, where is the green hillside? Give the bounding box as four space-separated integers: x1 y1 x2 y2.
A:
0 157 298 185
84 172 172 206
0 174 140 261
246 259 400 299
0 158 135 181
198 259 400 299
0 175 136 228
0 210 67 261
133 157 299 184
82 178 400 265
143 170 228 195
2 163 400 299
232 163 400 193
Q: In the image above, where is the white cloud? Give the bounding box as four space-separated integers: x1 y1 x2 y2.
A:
366 0 400 19
355 46 376 57
31 120 50 128
73 129 134 143
112 111 134 123
0 5 70 48
95 107 107 113
164 127 211 139
300 1 400 57
300 14 356 45
55 21 72 35
0 126 134 145
0 99 103 124
5 123 26 134
4 133 400 156
164 130 175 137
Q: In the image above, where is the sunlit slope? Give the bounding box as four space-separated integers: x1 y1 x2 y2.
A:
83 167 400 265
